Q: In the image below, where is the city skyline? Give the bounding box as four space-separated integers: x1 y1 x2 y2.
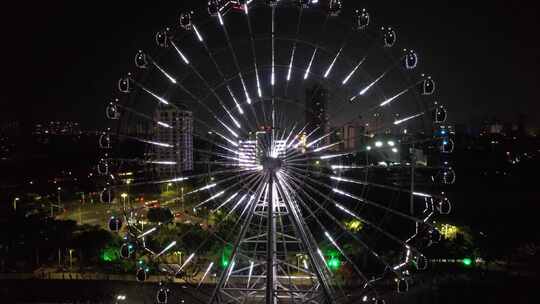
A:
1 1 539 303
1 1 539 130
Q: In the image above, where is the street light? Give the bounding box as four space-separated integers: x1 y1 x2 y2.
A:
13 197 20 212
181 186 185 211
121 193 128 210
167 182 172 192
69 249 75 269
57 187 62 205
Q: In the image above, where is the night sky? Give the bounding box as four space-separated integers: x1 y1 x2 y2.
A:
2 1 539 130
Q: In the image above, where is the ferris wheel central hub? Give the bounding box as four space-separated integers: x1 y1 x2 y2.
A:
261 155 283 172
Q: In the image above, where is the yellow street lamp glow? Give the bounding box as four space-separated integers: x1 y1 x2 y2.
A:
121 193 128 199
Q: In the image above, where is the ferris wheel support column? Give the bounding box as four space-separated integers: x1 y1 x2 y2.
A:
274 177 336 304
266 173 277 304
410 142 415 215
207 177 267 304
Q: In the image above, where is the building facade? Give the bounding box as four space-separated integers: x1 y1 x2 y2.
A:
153 108 193 175
305 83 329 148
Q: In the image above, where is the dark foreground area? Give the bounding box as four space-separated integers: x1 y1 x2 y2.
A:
1 271 537 304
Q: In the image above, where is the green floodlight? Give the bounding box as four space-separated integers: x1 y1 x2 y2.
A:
462 257 473 266
325 250 341 271
221 244 233 268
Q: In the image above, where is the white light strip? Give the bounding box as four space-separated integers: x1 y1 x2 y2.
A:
225 261 236 282
138 227 158 239
218 119 239 138
213 192 240 212
157 121 171 128
147 161 177 165
393 112 424 125
321 153 350 160
189 183 217 195
140 139 172 148
225 110 242 129
152 61 177 84
324 47 343 78
256 73 262 97
193 25 204 42
317 248 331 271
156 241 177 257
358 71 387 96
334 202 358 218
331 165 365 170
195 191 225 209
304 49 318 80
198 262 214 287
217 12 224 26
171 41 190 65
413 192 432 198
314 141 342 152
342 57 366 85
306 132 332 148
215 131 239 147
227 194 248 216
380 88 409 107
240 78 252 104
161 177 188 183
141 87 169 105
247 261 254 287
271 7 275 86
227 86 244 114
178 253 195 272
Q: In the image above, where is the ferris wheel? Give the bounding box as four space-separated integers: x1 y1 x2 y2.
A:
99 1 454 303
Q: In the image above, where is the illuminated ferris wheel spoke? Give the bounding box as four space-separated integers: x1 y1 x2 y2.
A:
134 82 170 106
214 130 239 147
151 59 178 84
188 62 242 128
349 52 413 101
323 22 357 80
277 172 400 277
350 70 388 100
286 166 433 225
393 111 426 125
194 172 259 210
302 14 329 81
323 46 343 79
276 175 369 283
171 38 244 129
340 31 384 86
341 56 367 85
213 13 252 105
284 169 430 257
285 7 303 95
271 5 276 87
111 102 173 129
198 262 214 288
243 2 263 98
178 29 244 117
329 175 443 200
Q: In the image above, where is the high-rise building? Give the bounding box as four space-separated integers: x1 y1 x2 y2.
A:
341 119 365 151
153 107 193 175
238 131 286 166
305 83 329 147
